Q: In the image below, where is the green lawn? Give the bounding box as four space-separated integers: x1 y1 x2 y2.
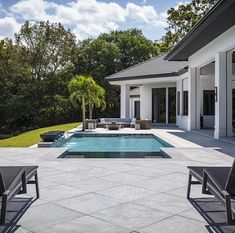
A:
0 122 81 147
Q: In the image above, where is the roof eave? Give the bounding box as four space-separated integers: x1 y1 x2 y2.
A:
165 0 233 61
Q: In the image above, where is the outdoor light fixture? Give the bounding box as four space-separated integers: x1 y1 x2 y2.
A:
214 86 218 102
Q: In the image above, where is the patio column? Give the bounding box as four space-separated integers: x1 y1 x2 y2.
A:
120 84 130 118
188 67 197 130
226 51 233 137
214 52 227 139
166 87 169 124
140 85 152 120
195 68 201 129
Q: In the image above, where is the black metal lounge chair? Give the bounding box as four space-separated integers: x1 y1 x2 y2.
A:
0 166 39 225
187 160 235 224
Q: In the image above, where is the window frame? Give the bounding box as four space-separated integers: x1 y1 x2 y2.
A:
183 91 188 116
177 91 180 116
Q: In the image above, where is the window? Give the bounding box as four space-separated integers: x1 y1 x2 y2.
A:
203 90 215 115
177 91 180 116
134 101 140 119
183 91 188 115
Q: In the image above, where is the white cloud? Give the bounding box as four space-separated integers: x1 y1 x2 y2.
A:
0 0 168 40
174 1 190 10
127 3 166 27
0 16 21 39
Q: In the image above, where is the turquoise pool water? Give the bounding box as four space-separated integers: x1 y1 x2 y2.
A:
53 134 172 158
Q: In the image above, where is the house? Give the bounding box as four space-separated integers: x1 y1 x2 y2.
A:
106 0 235 139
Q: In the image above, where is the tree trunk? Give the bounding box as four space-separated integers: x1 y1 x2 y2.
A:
89 103 93 119
82 97 86 131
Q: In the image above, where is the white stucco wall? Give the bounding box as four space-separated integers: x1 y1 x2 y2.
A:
176 76 190 129
189 25 235 68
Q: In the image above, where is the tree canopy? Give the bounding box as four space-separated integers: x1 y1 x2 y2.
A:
156 0 217 53
0 0 217 138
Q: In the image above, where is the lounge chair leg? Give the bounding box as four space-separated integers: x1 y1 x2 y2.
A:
202 171 208 194
35 173 39 199
225 194 234 225
1 194 7 225
187 173 192 199
22 171 27 194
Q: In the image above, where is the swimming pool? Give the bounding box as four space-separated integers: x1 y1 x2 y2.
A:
53 134 173 158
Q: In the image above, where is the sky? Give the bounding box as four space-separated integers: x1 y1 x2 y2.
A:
0 0 185 41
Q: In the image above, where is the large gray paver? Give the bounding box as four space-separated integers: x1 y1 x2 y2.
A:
38 184 88 202
96 184 156 203
135 193 192 214
18 203 83 233
40 216 128 233
15 228 33 233
166 184 208 199
42 171 91 185
132 176 185 192
123 166 167 177
66 177 121 192
72 167 117 177
55 193 120 214
101 172 149 184
92 202 172 230
141 215 209 233
157 171 188 185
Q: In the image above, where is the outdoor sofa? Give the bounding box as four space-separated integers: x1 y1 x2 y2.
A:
187 160 235 224
0 166 39 225
97 118 135 128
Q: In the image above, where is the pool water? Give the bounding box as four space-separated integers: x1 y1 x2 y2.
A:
53 134 172 158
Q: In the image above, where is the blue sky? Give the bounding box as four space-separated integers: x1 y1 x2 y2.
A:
0 0 182 41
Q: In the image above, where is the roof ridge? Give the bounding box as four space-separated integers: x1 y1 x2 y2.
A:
106 54 166 79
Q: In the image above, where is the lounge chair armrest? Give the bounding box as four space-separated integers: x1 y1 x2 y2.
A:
221 190 231 197
202 168 225 194
3 189 10 196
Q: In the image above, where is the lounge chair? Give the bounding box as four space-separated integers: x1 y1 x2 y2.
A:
187 160 235 224
0 166 39 225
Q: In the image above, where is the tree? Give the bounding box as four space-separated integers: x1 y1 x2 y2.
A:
156 0 217 53
74 29 159 118
13 21 77 129
68 75 106 131
0 38 32 134
15 21 76 80
88 83 106 119
99 29 157 69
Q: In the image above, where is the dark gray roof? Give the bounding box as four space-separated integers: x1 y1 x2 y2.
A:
105 55 188 81
166 0 235 61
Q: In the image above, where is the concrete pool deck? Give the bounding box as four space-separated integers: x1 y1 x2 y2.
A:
1 127 235 232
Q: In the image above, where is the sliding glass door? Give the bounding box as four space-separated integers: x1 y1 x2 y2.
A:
152 87 176 124
152 88 166 123
168 87 176 123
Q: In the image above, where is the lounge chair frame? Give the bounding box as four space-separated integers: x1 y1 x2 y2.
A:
187 163 235 225
0 166 39 225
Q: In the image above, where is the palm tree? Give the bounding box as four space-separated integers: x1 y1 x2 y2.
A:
68 75 106 131
88 84 106 119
